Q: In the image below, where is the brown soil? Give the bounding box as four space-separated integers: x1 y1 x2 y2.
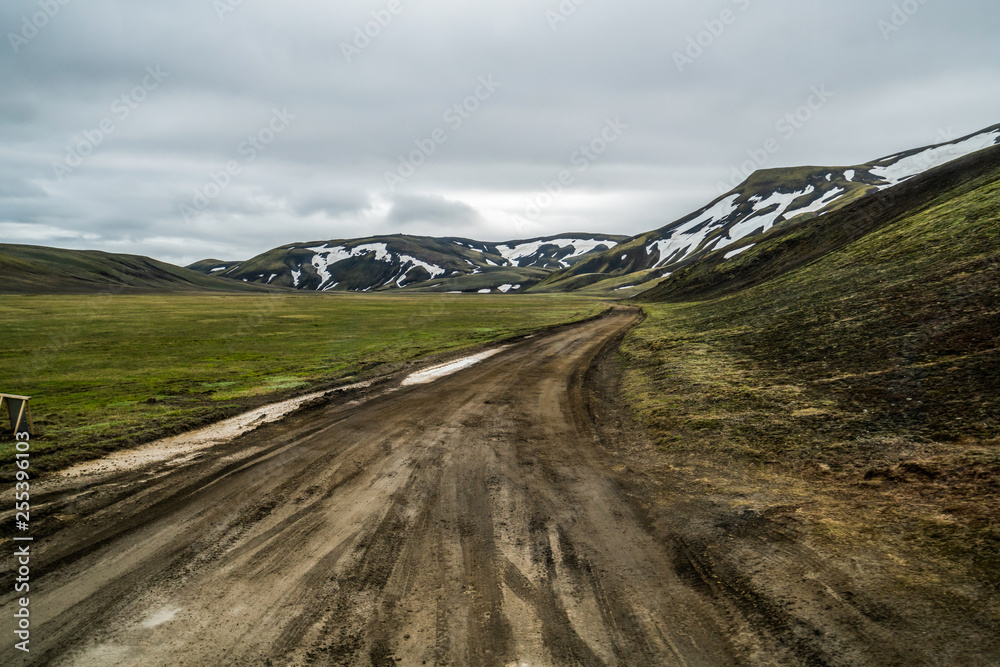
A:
2 308 995 665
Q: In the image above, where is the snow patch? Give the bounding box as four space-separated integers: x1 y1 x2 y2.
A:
401 347 509 386
398 254 446 279
724 244 755 260
844 169 855 182
497 238 618 267
309 246 354 290
785 187 845 219
722 187 813 246
646 194 740 268
354 242 392 262
871 130 1000 188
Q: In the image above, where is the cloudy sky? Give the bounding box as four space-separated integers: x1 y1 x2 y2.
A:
2 1 998 265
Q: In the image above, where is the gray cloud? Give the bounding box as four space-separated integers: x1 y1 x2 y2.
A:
1 0 998 265
386 194 482 229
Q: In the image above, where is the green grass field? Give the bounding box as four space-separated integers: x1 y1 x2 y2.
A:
0 292 605 474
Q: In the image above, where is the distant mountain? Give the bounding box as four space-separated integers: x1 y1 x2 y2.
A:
0 244 279 294
187 234 625 293
186 258 243 275
9 124 998 298
536 123 1000 292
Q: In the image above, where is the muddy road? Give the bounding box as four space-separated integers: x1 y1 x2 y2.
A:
2 308 969 666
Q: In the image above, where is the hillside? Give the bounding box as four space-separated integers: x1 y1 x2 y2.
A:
619 137 1000 599
536 123 1000 292
0 244 279 294
188 233 624 293
640 142 1000 302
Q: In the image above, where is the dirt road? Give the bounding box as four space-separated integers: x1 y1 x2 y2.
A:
8 307 978 666
1 308 737 665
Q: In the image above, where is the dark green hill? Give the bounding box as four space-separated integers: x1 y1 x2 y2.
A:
620 140 1000 583
0 244 279 294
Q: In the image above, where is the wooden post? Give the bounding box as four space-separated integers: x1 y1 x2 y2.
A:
1 394 33 436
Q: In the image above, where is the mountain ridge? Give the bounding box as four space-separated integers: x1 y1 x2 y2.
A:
5 122 998 295
187 233 627 294
637 141 1000 303
534 122 1000 293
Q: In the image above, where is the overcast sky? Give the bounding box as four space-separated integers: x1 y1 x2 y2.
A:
2 1 998 265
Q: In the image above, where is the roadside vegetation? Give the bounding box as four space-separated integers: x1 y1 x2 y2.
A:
0 293 605 474
622 149 1000 588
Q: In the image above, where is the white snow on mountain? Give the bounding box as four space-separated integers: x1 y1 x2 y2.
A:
871 129 1000 189
724 244 755 260
647 195 740 268
791 187 845 218
647 183 855 268
497 238 619 267
353 243 392 262
397 255 446 279
302 244 448 290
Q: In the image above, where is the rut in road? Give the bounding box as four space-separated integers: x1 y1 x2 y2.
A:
2 309 742 666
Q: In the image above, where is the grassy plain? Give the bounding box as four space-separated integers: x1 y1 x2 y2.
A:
0 292 605 474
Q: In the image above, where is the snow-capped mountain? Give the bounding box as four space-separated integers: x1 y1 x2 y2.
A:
189 123 1000 295
538 124 1000 291
189 234 624 293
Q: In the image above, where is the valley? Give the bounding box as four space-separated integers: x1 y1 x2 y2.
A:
1 123 998 665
